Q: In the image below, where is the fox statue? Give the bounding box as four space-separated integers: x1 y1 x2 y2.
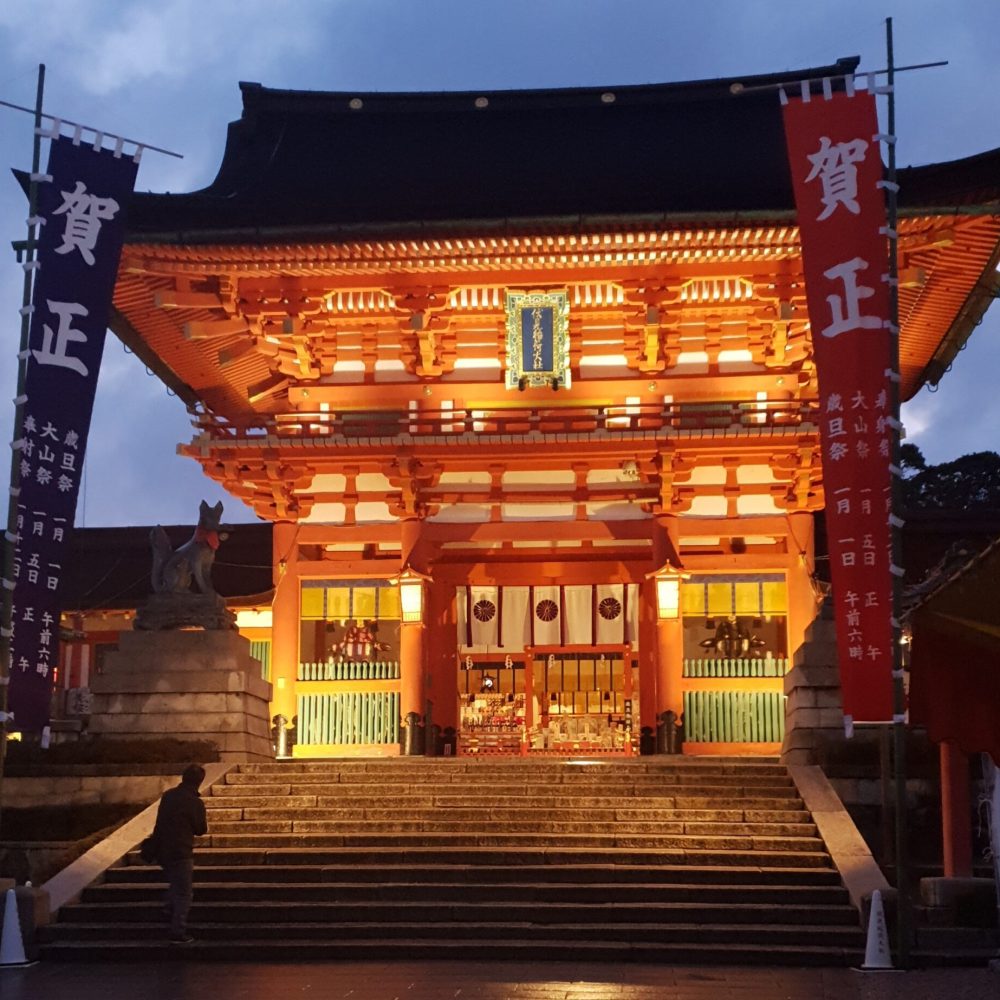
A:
150 500 225 596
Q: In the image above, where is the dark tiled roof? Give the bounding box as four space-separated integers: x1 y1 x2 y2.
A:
123 58 1000 241
126 60 883 238
62 522 273 612
901 509 1000 618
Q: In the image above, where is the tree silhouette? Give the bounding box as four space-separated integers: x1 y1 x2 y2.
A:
902 450 1000 512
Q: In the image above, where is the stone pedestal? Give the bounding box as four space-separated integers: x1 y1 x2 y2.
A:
88 630 274 762
134 592 236 631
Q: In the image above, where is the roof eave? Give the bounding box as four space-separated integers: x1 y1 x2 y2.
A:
913 239 1000 395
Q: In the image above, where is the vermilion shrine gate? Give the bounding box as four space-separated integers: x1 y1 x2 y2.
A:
93 59 1000 757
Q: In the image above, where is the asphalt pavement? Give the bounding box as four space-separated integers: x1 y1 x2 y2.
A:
2 960 999 1000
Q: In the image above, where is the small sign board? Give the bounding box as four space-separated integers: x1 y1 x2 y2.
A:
504 290 570 389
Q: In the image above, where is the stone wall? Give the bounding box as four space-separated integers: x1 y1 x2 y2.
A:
3 772 178 809
781 601 853 766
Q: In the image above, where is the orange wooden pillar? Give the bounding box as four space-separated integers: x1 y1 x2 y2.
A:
424 573 456 737
638 578 658 745
399 517 426 755
654 515 683 722
399 619 425 754
940 739 973 877
638 514 681 752
270 521 300 727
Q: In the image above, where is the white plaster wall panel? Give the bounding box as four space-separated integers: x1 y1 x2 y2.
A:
717 349 755 372
587 469 631 487
675 350 709 373
356 472 393 492
438 471 491 491
686 495 728 517
736 494 782 515
454 358 502 369
586 501 650 521
502 470 575 491
501 503 575 521
442 367 502 382
580 353 629 367
737 464 779 484
354 501 396 522
298 473 346 494
374 360 416 383
303 502 347 524
686 465 727 485
428 504 492 523
578 355 631 377
510 540 583 549
330 360 365 381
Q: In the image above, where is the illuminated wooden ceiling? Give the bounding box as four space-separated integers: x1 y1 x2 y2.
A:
111 213 1000 424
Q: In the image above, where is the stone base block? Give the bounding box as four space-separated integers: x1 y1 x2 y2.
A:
782 616 847 766
921 877 999 927
88 629 274 763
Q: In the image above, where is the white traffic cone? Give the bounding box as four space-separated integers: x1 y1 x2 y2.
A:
861 888 894 970
0 887 30 967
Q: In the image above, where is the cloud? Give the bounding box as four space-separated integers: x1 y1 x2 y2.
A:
0 0 330 97
2 0 999 526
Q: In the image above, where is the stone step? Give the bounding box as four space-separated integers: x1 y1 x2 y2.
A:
202 797 812 823
209 787 804 809
204 795 811 823
203 812 817 838
201 820 821 844
40 936 860 967
221 772 797 791
109 862 842 886
47 757 856 966
176 841 834 869
82 879 850 906
64 898 860 926
235 758 784 775
42 918 862 948
129 844 837 869
198 831 826 853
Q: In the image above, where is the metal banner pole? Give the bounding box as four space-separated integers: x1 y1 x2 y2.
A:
884 18 912 968
0 63 46 838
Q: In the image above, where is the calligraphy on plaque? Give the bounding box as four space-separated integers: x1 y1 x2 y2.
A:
504 290 570 390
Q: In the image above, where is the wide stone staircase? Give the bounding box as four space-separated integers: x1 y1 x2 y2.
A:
41 757 865 964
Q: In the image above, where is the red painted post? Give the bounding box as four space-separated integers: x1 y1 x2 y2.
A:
940 740 973 877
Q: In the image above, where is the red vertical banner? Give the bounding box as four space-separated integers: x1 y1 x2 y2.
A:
782 86 894 723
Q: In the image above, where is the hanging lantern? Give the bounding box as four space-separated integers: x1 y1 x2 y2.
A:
654 566 683 620
397 567 427 624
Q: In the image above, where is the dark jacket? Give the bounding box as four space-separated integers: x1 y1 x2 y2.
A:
153 782 207 864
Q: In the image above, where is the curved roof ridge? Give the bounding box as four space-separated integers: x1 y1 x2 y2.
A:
236 56 861 114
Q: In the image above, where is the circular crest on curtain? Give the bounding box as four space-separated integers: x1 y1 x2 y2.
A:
535 598 559 621
598 596 622 620
473 599 497 622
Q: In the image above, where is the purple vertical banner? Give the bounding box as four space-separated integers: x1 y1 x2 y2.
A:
9 137 138 732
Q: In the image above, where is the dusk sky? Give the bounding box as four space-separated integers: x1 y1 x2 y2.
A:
1 1 998 527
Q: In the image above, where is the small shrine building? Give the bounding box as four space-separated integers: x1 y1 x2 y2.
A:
96 58 1000 757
